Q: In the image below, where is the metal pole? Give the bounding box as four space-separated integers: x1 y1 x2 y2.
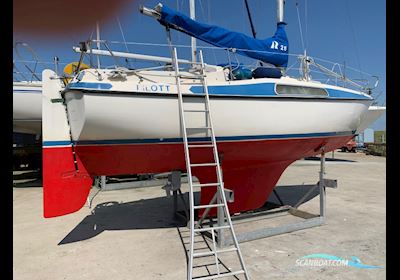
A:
226 49 234 80
277 0 284 23
73 46 192 65
217 190 225 247
319 150 326 219
172 47 195 280
100 176 106 189
96 21 101 69
302 50 310 81
53 56 59 76
189 0 197 63
217 160 225 247
75 41 88 75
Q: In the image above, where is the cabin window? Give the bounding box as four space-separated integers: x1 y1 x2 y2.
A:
275 85 328 96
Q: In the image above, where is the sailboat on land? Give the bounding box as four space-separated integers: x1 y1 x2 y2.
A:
13 81 42 135
13 42 44 136
42 1 378 218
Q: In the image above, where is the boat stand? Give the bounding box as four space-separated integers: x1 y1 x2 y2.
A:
95 174 196 191
220 149 337 247
167 150 337 247
163 171 190 222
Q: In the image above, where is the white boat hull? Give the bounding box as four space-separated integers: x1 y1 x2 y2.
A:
356 105 386 133
65 91 371 142
13 82 42 135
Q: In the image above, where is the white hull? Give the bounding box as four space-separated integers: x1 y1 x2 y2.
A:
66 91 371 142
13 81 42 135
61 68 373 142
356 105 386 133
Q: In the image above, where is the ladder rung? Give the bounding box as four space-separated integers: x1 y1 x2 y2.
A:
193 183 221 188
186 126 211 130
183 109 209 113
184 93 206 96
192 261 221 268
188 144 214 148
194 225 230 233
190 163 217 167
179 74 204 79
193 247 238 258
194 203 224 210
193 247 211 251
193 270 245 280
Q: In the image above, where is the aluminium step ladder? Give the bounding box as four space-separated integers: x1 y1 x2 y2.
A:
171 47 250 280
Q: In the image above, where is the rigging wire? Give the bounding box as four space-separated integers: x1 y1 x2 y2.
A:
117 17 130 54
198 0 217 64
243 0 263 66
207 0 211 21
176 0 182 44
241 0 246 34
344 0 363 80
244 0 257 39
305 0 308 51
117 17 131 68
207 0 218 64
76 26 95 68
295 0 305 52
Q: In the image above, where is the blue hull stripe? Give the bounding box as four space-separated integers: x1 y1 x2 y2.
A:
43 131 355 147
13 90 42 94
190 83 277 96
68 82 113 90
325 88 370 99
43 141 72 146
190 84 371 100
67 81 371 100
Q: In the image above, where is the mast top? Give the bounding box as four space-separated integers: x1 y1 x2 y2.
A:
277 0 284 23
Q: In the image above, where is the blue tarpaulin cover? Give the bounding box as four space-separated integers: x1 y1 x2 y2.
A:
158 4 289 67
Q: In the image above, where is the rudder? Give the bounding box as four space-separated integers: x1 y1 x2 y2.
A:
42 69 93 218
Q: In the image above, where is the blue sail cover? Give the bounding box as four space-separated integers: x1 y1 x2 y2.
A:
158 4 289 67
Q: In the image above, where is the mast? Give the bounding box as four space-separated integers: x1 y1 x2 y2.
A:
189 0 196 62
96 21 101 68
277 0 284 23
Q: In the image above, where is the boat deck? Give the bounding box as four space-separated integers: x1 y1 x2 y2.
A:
13 151 385 280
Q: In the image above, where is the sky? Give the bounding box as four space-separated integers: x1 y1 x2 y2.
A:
13 0 386 130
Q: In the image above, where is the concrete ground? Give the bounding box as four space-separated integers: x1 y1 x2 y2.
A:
13 151 386 279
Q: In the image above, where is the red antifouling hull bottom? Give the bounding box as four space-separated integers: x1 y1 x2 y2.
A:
43 134 353 217
43 147 93 218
